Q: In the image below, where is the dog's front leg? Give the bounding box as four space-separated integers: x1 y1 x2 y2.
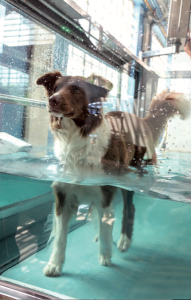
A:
44 187 72 277
96 204 115 266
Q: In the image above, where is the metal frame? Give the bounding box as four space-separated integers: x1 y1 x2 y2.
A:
142 46 176 58
165 70 191 79
0 94 47 108
167 0 191 39
2 0 154 77
0 280 66 299
167 0 191 52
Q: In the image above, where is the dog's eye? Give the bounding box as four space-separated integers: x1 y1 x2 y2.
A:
54 86 59 93
74 88 80 94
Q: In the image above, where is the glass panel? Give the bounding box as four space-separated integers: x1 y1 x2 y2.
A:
1 0 191 299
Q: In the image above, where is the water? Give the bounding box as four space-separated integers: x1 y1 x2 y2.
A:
1 149 191 203
0 172 88 274
1 174 191 299
1 149 191 298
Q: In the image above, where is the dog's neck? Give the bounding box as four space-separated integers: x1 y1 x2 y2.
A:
51 109 111 174
72 107 94 128
51 105 103 137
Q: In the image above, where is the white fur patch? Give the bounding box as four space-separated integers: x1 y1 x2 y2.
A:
53 116 111 175
99 254 111 266
51 112 64 118
44 263 62 277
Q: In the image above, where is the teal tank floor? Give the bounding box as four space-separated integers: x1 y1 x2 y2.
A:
2 192 191 299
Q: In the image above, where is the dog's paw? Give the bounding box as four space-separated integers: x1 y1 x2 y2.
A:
43 263 62 277
117 234 131 252
99 254 111 266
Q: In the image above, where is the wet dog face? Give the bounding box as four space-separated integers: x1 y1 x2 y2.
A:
36 71 109 119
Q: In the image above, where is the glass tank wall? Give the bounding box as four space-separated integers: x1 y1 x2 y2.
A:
1 0 191 299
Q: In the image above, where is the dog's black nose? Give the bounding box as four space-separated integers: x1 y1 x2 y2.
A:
49 95 59 107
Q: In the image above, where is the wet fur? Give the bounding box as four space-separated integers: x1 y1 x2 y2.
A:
37 71 191 276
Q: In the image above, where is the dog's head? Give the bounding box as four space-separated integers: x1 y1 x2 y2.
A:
36 71 109 119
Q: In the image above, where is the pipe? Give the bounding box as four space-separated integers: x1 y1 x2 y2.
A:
143 0 167 38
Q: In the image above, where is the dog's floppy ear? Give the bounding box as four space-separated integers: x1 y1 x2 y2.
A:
79 83 109 136
36 71 62 96
86 82 109 103
87 73 113 91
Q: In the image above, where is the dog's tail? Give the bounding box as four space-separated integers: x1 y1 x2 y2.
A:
143 90 191 145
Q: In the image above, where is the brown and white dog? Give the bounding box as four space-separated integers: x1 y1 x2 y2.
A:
37 71 190 277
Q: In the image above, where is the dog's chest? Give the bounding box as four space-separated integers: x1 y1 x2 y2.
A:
53 117 111 173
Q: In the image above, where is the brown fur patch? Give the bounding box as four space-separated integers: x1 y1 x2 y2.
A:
129 145 147 169
36 71 63 97
50 115 62 131
53 186 66 216
101 185 117 208
104 111 152 173
102 133 135 174
121 190 135 239
80 112 103 137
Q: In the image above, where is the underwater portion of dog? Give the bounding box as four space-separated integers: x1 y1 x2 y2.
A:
37 71 191 277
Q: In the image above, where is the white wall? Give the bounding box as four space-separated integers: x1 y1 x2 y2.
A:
166 78 191 152
166 116 191 152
